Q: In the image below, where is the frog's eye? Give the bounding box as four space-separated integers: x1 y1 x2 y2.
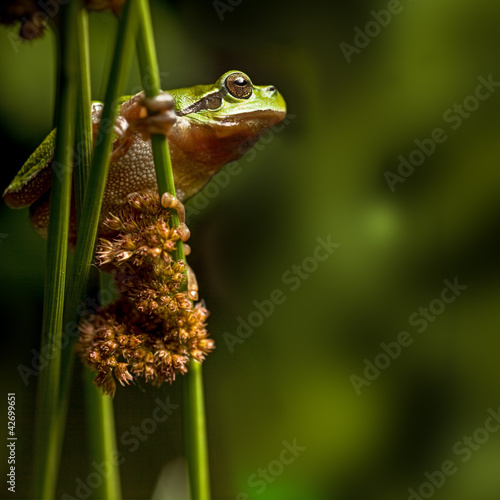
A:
225 72 253 99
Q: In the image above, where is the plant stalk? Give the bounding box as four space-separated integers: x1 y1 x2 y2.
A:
34 1 136 496
74 8 122 500
183 360 211 500
74 6 92 215
59 0 138 410
135 2 210 498
32 1 81 497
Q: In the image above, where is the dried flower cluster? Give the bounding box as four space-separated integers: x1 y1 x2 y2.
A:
0 1 124 40
77 191 214 396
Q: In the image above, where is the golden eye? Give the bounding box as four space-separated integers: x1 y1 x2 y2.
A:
225 72 253 99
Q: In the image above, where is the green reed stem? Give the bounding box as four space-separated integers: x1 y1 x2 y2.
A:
135 0 184 256
135 2 210 498
44 1 136 496
183 360 211 500
83 371 122 499
74 6 92 215
32 1 81 498
59 0 138 407
73 9 122 500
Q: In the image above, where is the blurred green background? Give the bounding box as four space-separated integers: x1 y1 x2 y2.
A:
2 0 500 499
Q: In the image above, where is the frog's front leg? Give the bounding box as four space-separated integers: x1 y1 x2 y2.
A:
110 91 177 163
161 192 199 301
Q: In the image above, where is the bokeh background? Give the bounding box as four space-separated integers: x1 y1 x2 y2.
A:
1 1 500 499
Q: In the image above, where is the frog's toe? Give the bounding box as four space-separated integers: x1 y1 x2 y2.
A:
129 92 177 137
161 192 186 223
118 91 177 140
177 223 190 242
113 115 129 137
110 119 134 163
161 192 190 242
160 191 196 298
186 264 199 301
132 111 177 136
143 92 175 113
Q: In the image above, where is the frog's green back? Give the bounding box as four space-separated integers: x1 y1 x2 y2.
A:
2 97 128 210
3 128 56 209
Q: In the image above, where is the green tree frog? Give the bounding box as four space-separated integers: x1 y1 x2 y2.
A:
2 70 287 238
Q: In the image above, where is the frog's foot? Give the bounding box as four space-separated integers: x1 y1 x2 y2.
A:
160 192 198 301
110 91 177 162
108 116 135 163
161 192 190 242
186 264 199 301
120 91 177 136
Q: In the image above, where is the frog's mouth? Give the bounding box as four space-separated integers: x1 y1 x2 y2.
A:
220 108 287 125
212 108 287 139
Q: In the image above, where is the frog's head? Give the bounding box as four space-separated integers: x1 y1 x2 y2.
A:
171 70 286 126
168 71 287 198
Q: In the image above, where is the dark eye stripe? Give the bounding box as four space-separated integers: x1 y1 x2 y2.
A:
177 89 225 116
